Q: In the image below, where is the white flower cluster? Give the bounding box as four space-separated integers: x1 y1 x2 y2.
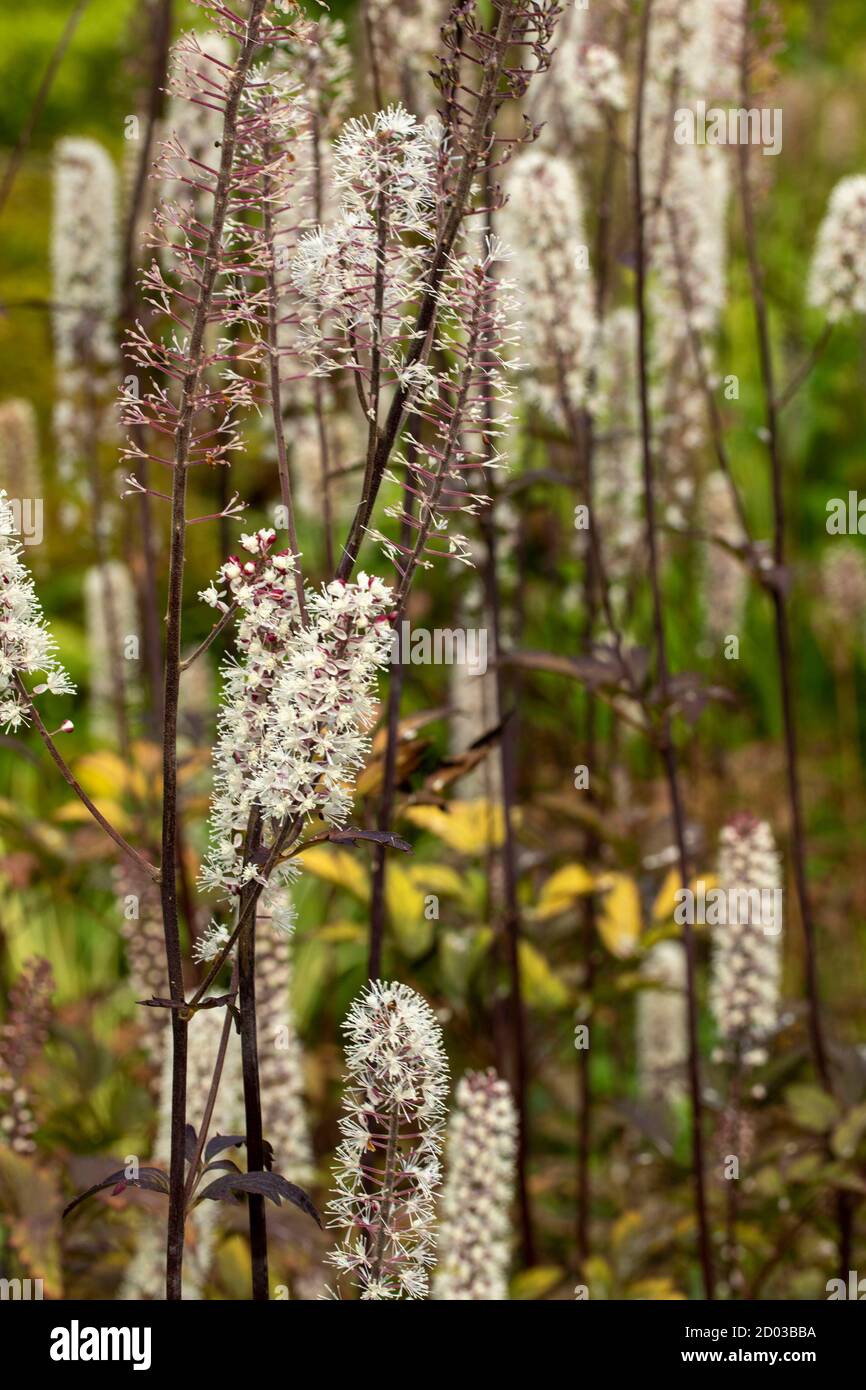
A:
51 137 118 486
818 542 866 640
200 529 393 902
710 816 783 1068
0 491 74 731
702 471 747 645
502 151 597 423
291 105 439 375
531 4 626 148
256 907 314 1186
327 980 449 1300
808 175 866 323
637 940 688 1104
433 1069 517 1301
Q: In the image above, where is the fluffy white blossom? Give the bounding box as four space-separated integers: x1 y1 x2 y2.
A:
702 471 748 646
637 940 688 1104
51 138 118 486
710 816 783 1067
256 902 314 1185
817 542 866 645
0 491 74 730
0 400 41 504
326 980 449 1300
531 4 626 148
502 151 597 422
434 1069 517 1301
807 175 866 322
200 528 394 903
84 561 139 743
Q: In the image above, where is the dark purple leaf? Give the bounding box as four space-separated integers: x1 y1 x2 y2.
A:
195 1171 321 1226
328 828 412 854
63 1167 170 1218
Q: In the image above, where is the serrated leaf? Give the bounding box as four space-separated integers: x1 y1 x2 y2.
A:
195 1170 321 1226
63 1165 170 1218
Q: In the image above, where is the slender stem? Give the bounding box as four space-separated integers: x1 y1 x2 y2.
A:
15 675 158 882
238 818 268 1300
180 601 239 673
369 1111 399 1284
159 0 267 1300
121 0 173 736
734 6 831 1094
182 964 238 1207
633 0 714 1300
262 140 306 616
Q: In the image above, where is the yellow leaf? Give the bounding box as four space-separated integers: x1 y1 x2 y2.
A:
519 940 570 1011
651 868 682 923
536 863 596 920
404 799 511 855
387 863 433 960
406 863 465 897
317 921 366 943
628 1278 686 1301
596 873 641 958
299 846 369 900
510 1266 563 1300
653 871 718 922
612 1209 642 1248
54 798 129 831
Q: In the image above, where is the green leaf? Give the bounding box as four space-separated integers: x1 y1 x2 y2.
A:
831 1101 866 1159
786 1083 840 1133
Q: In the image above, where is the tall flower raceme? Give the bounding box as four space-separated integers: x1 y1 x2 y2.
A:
701 471 748 648
0 400 42 508
0 958 54 1157
326 981 449 1300
433 1069 517 1301
375 237 518 585
0 490 75 732
592 306 643 605
501 151 597 427
196 529 395 946
807 174 866 322
637 940 688 1105
255 900 314 1185
291 105 440 386
84 560 140 744
51 137 119 494
361 0 447 115
529 0 627 151
159 29 233 262
710 815 783 1068
641 0 741 528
